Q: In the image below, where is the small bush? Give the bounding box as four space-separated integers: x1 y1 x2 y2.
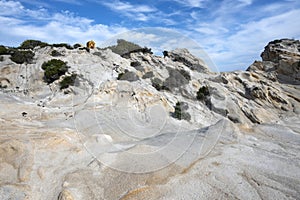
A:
172 101 191 121
73 43 82 49
19 40 48 49
51 50 63 57
117 70 139 82
269 39 283 45
163 50 169 57
10 50 35 64
196 86 209 100
52 43 73 50
60 74 77 90
0 45 9 55
41 59 69 84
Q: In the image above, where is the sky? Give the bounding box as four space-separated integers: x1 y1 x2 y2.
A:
0 0 299 71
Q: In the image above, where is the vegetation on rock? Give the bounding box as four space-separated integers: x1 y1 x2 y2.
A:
0 45 9 55
163 50 169 57
18 40 74 50
10 50 35 64
52 43 73 50
41 59 69 84
73 43 82 49
19 40 48 49
172 101 191 121
60 74 77 90
196 85 209 100
51 50 63 57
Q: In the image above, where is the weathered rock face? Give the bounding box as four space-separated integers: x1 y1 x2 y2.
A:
164 48 210 73
248 39 300 83
0 39 299 199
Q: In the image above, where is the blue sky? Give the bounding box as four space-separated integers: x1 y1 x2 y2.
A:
0 0 299 71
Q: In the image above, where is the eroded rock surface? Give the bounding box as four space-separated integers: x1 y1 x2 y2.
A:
0 39 299 199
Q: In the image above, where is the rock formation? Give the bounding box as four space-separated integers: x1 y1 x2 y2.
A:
0 39 299 199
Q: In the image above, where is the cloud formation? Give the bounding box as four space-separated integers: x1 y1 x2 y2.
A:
0 0 127 46
0 0 300 71
100 1 156 21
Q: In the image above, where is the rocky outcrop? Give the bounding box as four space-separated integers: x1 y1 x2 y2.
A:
0 39 299 199
248 39 300 83
163 48 210 73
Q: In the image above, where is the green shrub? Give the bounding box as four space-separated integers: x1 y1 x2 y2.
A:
163 50 169 57
60 74 77 90
269 39 283 45
73 43 82 49
41 59 69 84
19 40 48 49
196 86 209 100
172 101 191 121
51 50 62 57
52 43 73 49
10 50 35 64
0 45 9 55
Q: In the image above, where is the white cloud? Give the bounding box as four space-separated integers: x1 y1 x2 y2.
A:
1 0 299 72
238 0 252 6
102 1 156 13
0 0 127 46
174 0 206 8
53 0 81 5
0 0 24 15
192 9 300 71
183 0 300 71
194 23 229 35
100 0 156 21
